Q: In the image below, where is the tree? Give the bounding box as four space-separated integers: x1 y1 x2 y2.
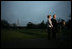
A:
1 20 10 28
39 20 45 29
12 23 17 29
66 20 71 29
27 22 34 28
57 18 66 32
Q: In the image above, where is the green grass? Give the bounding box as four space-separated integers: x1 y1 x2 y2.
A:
1 28 71 41
1 28 48 41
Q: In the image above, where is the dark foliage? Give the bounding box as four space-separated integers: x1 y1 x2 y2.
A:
27 20 46 29
1 20 10 29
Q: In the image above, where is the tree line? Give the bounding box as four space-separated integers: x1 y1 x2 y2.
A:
1 18 71 30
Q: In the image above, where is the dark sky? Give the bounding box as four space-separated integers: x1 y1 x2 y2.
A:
1 1 71 26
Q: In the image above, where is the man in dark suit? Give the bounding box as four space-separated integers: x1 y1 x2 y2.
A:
51 14 57 40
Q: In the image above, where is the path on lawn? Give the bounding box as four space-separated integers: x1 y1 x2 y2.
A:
1 38 71 48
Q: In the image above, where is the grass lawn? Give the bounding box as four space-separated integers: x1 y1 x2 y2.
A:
1 28 71 41
1 28 48 41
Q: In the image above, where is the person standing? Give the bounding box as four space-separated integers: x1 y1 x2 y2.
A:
51 14 57 40
46 15 53 40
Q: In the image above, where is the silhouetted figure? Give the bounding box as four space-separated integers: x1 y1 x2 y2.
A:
46 15 53 40
61 20 66 30
51 14 57 40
